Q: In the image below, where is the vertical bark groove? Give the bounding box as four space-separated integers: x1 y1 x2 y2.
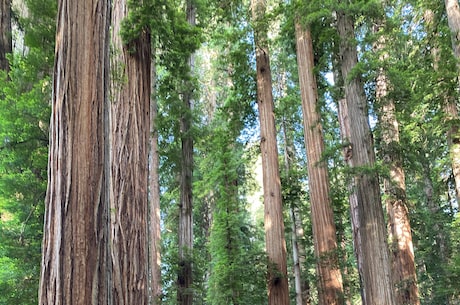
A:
110 0 151 304
336 8 396 305
295 21 344 305
252 1 289 304
39 1 112 304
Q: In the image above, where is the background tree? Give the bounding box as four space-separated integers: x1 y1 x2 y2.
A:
251 0 290 304
0 0 11 72
335 2 396 304
371 14 419 305
444 0 460 203
149 45 162 305
0 0 55 304
294 9 344 304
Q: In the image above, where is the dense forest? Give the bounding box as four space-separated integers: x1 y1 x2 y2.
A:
0 0 459 304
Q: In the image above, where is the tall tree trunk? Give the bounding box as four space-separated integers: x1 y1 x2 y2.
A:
281 117 309 305
0 0 12 72
444 0 460 203
295 20 344 305
39 0 112 304
373 25 419 305
251 1 289 304
110 1 151 304
178 1 195 305
336 8 396 305
149 47 162 304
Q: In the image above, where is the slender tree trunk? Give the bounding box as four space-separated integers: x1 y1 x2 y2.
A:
281 117 309 305
295 20 344 305
373 24 419 305
251 1 289 304
0 0 12 72
178 1 195 304
444 0 460 203
109 0 151 304
39 0 112 304
336 8 396 305
149 47 162 304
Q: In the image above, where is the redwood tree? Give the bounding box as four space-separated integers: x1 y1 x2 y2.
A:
295 19 344 305
110 0 151 303
336 6 396 305
39 0 112 303
0 0 12 72
178 1 196 304
373 24 419 305
251 0 289 304
444 0 460 203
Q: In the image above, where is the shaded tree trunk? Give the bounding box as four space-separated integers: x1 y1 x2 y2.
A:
0 0 12 72
110 0 151 304
336 8 396 305
295 20 344 305
178 1 195 304
39 0 112 303
444 0 460 203
251 1 289 304
373 25 419 305
149 48 162 304
280 117 310 305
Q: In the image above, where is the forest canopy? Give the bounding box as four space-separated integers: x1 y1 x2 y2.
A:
0 0 459 304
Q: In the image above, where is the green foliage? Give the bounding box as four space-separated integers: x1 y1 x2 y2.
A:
0 1 55 304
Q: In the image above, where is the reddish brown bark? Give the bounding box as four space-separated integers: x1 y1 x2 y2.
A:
295 21 344 305
252 1 289 304
39 1 112 304
110 0 151 304
336 8 396 305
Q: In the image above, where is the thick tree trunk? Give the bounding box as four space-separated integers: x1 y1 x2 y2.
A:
149 49 162 304
110 1 151 304
373 25 419 305
444 0 460 203
295 21 344 305
251 1 289 304
0 0 12 71
336 9 396 305
39 1 112 304
178 1 195 305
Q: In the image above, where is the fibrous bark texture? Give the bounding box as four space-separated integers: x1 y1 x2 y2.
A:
0 0 12 71
252 1 289 304
39 1 112 304
295 21 344 305
374 28 419 305
336 9 396 305
110 0 151 304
